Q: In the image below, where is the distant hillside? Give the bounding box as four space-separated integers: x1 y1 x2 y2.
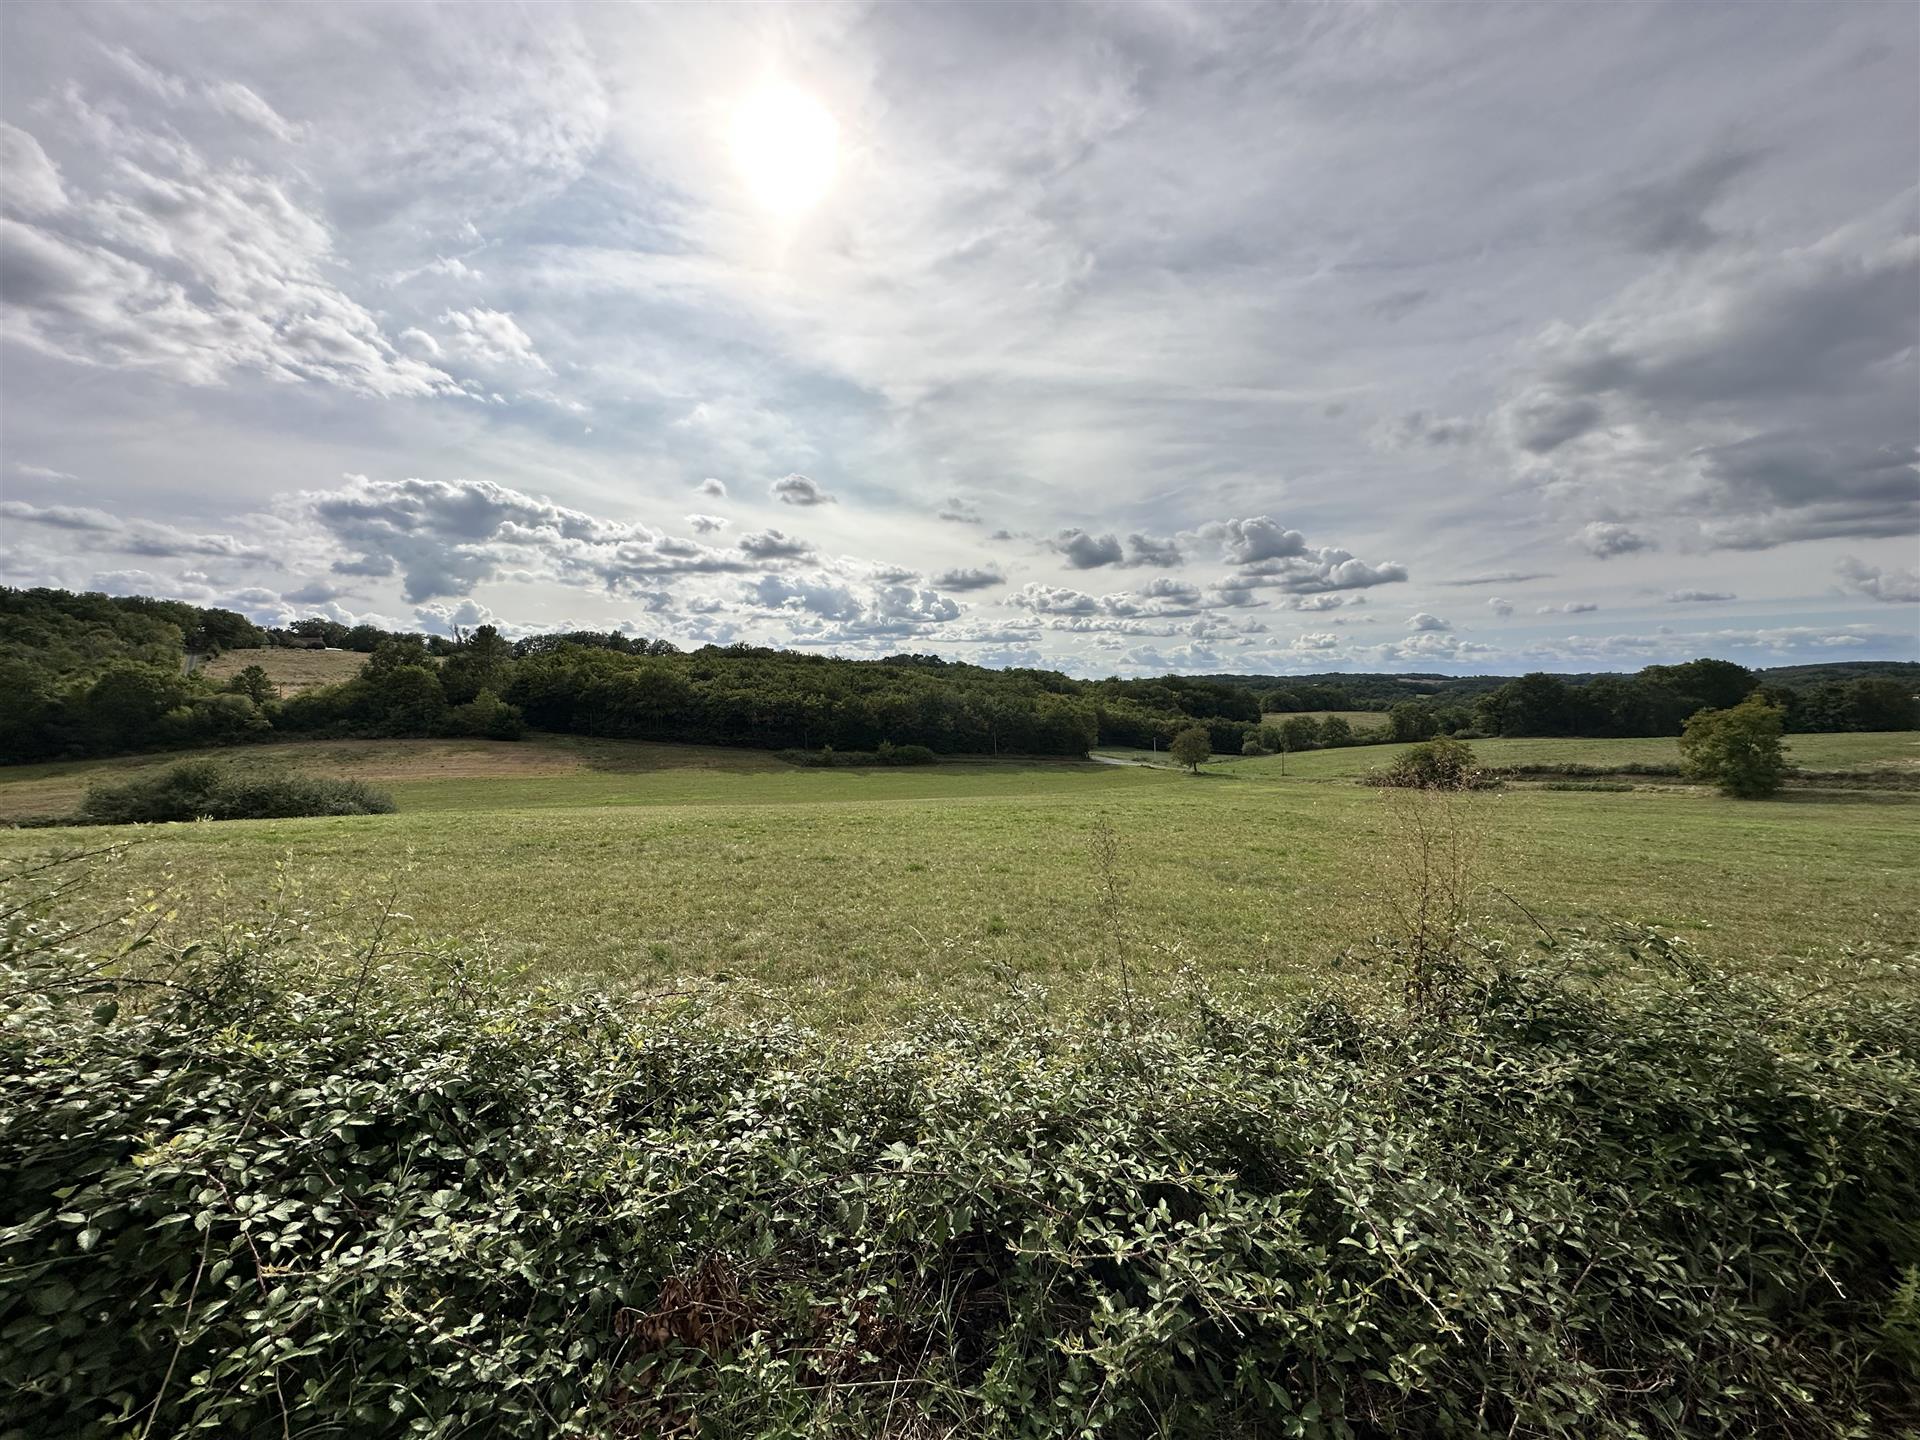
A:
1197 662 1920 704
1755 661 1920 688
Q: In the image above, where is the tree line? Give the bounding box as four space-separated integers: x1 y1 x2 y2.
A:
2 587 1913 766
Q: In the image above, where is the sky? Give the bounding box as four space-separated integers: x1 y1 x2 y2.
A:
1 1 1916 677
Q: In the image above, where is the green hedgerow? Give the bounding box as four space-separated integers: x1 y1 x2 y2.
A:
71 760 395 824
1 854 1916 1439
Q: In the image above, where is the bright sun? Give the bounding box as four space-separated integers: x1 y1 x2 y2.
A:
730 87 839 216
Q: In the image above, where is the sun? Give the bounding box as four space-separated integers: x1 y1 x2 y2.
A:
730 86 839 216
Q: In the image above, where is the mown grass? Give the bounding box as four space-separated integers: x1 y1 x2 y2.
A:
2 733 1914 1025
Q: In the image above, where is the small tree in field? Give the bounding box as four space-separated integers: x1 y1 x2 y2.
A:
1170 726 1212 773
1681 694 1788 798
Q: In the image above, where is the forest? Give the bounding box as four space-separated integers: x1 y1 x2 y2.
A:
2 586 1914 766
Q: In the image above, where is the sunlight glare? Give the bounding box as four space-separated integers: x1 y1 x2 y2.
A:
730 86 839 216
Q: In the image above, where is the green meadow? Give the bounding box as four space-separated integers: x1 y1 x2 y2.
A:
3 731 1915 1025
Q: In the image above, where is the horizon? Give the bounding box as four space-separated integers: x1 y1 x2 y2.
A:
2 3 1917 679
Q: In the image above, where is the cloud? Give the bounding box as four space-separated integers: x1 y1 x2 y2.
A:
938 497 983 524
1487 596 1514 617
1438 572 1552 587
1537 601 1600 614
1124 533 1182 567
1407 612 1451 631
1009 583 1101 616
1665 589 1735 603
1499 224 1920 549
1595 149 1760 254
1575 521 1655 558
685 513 728 534
1239 548 1409 594
1203 516 1308 565
735 528 815 561
440 307 550 372
1380 410 1477 448
932 565 1004 591
771 473 835 506
1052 529 1125 569
697 478 727 498
0 124 67 218
302 475 801 603
1834 556 1920 604
414 598 499 634
0 123 457 397
0 499 272 562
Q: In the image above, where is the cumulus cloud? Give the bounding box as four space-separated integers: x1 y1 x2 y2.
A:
440 307 549 372
302 475 804 603
1575 521 1655 558
1202 516 1308 565
1665 589 1735 603
1487 596 1514 617
697 478 727 498
1407 612 1451 632
932 565 1004 591
685 513 727 534
1834 556 1919 604
1051 529 1125 569
771 473 835 506
1538 601 1600 614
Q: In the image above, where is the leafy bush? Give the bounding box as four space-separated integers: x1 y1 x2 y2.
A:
1371 736 1483 789
73 761 395 824
2 860 1916 1439
1682 694 1791 798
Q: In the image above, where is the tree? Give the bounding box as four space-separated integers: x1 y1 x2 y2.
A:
1681 694 1788 798
1169 725 1211 773
1319 715 1354 747
225 665 276 705
1281 714 1321 752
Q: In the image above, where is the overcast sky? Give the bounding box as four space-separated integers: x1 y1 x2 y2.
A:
2 1 1916 676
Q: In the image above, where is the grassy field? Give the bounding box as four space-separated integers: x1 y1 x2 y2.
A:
1261 708 1388 731
3 731 1915 1024
201 647 370 695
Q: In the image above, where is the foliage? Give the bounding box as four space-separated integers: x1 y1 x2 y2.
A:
1681 694 1790 798
1169 725 1212 772
1373 737 1481 789
2 857 1917 1438
70 762 395 824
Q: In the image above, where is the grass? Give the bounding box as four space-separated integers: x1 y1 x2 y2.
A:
200 647 370 695
1260 709 1387 731
2 732 1915 1026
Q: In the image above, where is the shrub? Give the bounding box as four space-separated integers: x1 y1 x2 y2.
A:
1682 694 1790 798
1240 737 1270 757
2 865 1916 1439
74 761 394 824
1373 736 1481 789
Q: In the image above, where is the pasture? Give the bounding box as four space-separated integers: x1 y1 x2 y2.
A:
3 731 1914 1025
200 646 371 695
